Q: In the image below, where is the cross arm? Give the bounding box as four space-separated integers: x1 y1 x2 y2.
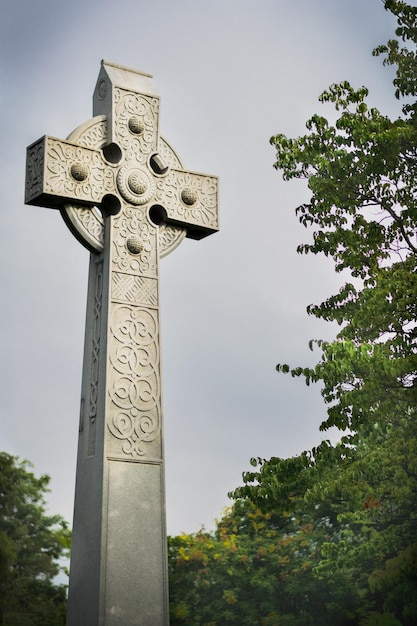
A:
154 169 218 240
25 135 115 211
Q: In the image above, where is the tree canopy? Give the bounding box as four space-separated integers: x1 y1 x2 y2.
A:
168 2 417 624
0 452 70 626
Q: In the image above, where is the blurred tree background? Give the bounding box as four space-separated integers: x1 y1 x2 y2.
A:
0 453 70 626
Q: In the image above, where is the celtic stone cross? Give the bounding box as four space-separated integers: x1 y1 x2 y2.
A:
25 61 218 626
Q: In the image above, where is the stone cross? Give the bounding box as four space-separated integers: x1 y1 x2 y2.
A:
25 61 218 626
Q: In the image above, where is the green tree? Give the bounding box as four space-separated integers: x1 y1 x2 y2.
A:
0 452 71 626
168 504 328 626
233 412 417 623
169 494 365 625
233 1 417 624
271 1 417 437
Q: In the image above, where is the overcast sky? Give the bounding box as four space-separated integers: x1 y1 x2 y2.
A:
0 0 403 536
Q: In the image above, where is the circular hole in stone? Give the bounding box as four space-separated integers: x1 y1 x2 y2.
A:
102 142 123 164
101 194 122 217
149 153 169 175
149 204 167 226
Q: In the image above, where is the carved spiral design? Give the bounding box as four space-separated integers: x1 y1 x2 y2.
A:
108 305 160 457
112 206 156 274
117 164 155 205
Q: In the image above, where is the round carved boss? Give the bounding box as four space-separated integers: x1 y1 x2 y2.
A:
60 115 186 257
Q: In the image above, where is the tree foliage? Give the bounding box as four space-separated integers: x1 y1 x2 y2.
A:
169 2 417 624
272 37 417 435
0 453 70 625
169 504 349 626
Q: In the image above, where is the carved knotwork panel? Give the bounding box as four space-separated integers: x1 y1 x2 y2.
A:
87 259 103 457
111 274 158 307
111 206 158 276
107 304 161 458
25 140 45 203
155 170 219 232
26 135 115 208
113 88 159 161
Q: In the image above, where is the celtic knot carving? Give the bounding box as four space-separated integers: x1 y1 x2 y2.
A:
114 88 159 162
112 273 158 307
158 225 186 257
156 171 218 229
112 206 158 276
88 261 103 456
158 139 181 169
45 138 114 202
25 140 45 202
90 261 103 422
108 305 160 457
65 206 105 251
72 116 108 149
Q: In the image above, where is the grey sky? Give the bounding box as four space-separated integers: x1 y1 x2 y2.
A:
0 0 401 535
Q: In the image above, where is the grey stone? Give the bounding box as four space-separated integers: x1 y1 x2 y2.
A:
25 60 218 626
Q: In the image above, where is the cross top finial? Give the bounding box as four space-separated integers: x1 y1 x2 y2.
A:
25 61 218 256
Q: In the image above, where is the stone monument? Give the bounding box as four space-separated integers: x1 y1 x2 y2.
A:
25 61 218 625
